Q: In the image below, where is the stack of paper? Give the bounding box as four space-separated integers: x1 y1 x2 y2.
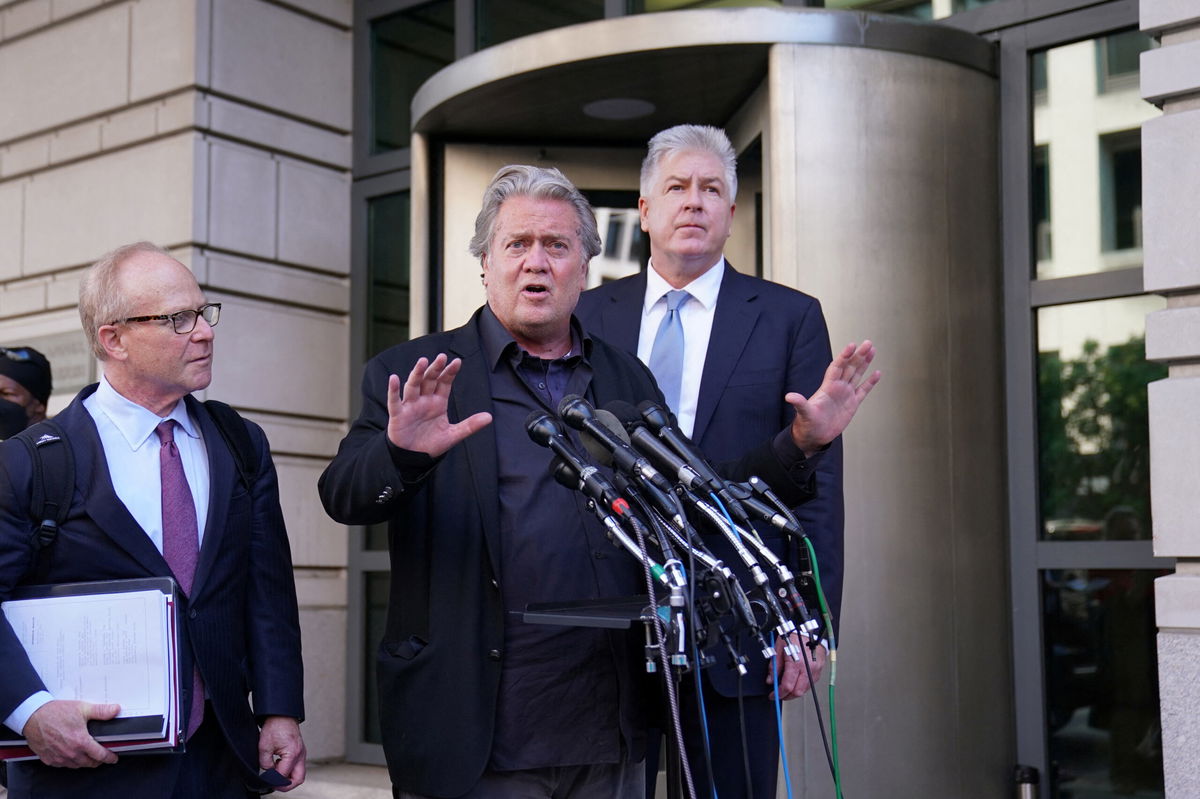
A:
0 578 181 761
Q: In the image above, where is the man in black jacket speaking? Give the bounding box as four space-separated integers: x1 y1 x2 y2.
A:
318 164 877 799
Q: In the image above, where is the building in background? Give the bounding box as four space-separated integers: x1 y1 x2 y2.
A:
2 0 1198 796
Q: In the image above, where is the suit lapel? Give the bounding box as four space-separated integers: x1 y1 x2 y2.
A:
60 392 172 579
189 396 234 596
595 272 646 353
448 316 502 582
693 265 760 442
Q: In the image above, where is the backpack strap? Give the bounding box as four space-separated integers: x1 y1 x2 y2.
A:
12 419 74 581
203 399 260 490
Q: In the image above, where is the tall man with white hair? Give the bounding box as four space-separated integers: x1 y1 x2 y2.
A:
0 243 306 798
577 124 852 798
320 164 876 798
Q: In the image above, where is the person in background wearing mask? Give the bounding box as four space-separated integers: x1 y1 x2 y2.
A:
0 346 52 438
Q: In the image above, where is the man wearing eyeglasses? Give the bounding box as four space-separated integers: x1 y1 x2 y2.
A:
0 345 52 437
0 242 307 799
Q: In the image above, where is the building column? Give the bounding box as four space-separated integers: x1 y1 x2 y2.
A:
1140 2 1200 797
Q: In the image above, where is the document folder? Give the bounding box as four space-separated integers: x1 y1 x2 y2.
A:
0 577 182 760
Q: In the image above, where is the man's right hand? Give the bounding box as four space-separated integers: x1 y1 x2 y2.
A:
24 700 120 768
386 353 492 458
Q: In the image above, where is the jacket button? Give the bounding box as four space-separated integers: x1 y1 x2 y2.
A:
490 579 499 590
189 609 198 619
488 649 502 661
375 485 395 504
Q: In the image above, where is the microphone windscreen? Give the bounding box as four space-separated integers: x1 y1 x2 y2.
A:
593 408 631 444
602 400 644 431
579 428 614 467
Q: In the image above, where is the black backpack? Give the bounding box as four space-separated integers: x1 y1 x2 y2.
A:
11 400 259 582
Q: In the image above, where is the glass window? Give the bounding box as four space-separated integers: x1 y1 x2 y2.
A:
475 0 605 49
1099 131 1143 253
1042 567 1167 796
368 191 412 356
1036 296 1166 543
888 2 933 21
1033 37 1159 279
629 0 783 12
950 0 999 12
363 572 392 743
371 1 455 154
1097 30 1155 93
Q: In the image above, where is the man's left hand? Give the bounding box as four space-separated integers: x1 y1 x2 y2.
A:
258 716 306 792
787 340 880 456
768 635 827 700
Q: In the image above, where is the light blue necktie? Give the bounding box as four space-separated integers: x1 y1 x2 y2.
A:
648 289 691 413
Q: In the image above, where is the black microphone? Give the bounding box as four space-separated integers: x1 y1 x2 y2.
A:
526 410 620 508
637 401 724 492
559 395 674 495
603 401 709 493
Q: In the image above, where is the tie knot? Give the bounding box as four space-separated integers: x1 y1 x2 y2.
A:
664 289 690 312
155 420 176 445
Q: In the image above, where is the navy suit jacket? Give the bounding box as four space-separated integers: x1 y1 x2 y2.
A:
0 385 304 799
576 263 845 697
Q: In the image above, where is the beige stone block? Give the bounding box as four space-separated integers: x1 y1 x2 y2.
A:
46 270 82 309
273 454 346 567
277 159 349 272
201 249 349 313
298 607 347 761
1158 631 1200 798
1150 377 1200 557
23 133 195 273
155 90 196 134
206 139 277 259
239 410 347 459
1142 38 1200 105
205 293 347 419
2 136 50 176
1142 0 1200 33
0 180 23 279
1147 306 1200 361
49 121 101 162
130 0 196 101
1143 110 1200 293
3 0 50 39
210 0 351 131
205 95 351 169
51 0 104 21
100 103 158 149
1157 573 1200 629
0 279 47 315
294 568 347 608
0 4 129 142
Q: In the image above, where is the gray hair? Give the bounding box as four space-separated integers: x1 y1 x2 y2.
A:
468 165 601 263
640 124 738 201
79 241 173 360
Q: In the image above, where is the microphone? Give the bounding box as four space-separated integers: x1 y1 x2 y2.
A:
526 410 620 509
559 395 674 496
638 401 724 492
603 401 709 493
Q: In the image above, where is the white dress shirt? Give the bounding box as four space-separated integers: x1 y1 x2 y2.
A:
637 257 725 438
4 377 210 734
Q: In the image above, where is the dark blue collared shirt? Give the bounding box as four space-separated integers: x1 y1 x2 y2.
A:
477 306 636 771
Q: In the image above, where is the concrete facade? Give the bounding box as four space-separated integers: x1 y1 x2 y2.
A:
1142 2 1200 796
0 0 353 762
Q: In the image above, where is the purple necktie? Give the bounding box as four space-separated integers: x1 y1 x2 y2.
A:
156 420 204 739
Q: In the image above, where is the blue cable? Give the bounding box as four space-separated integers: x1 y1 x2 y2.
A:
770 632 795 799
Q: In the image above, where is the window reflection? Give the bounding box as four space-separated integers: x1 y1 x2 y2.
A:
476 0 605 49
1043 568 1166 796
1037 297 1166 542
371 2 455 154
1032 34 1159 279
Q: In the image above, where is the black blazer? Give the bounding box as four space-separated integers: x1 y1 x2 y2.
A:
576 263 845 697
0 386 304 798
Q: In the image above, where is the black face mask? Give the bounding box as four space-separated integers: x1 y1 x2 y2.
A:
0 397 29 439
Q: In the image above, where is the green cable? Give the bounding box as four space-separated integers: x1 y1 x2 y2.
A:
804 536 844 799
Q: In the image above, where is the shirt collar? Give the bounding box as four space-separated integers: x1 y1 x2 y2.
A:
479 304 591 371
93 375 199 451
644 256 725 313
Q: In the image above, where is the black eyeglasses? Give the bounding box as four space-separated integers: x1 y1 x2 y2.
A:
118 303 222 334
0 347 35 362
